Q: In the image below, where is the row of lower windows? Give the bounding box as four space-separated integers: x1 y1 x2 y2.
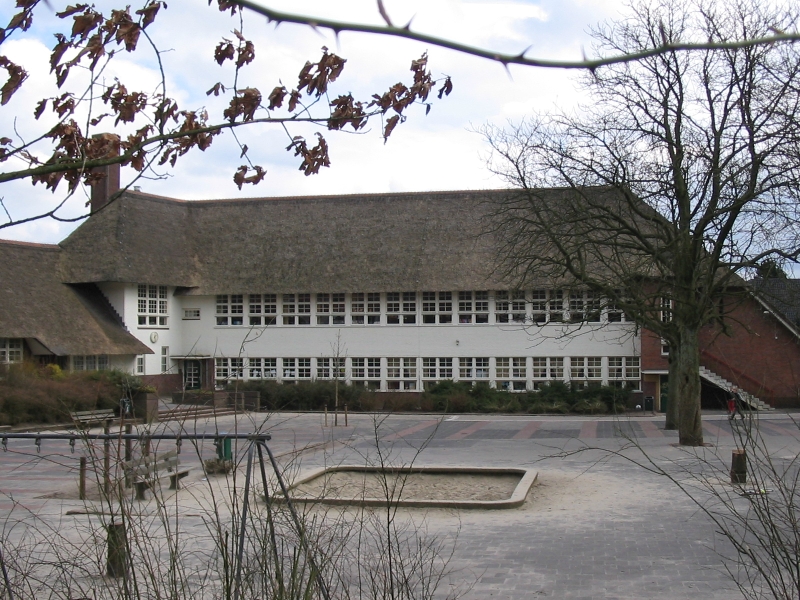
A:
212 290 629 327
1 340 109 372
72 355 109 371
214 356 640 390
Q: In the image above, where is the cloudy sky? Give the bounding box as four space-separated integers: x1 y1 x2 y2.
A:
0 0 626 243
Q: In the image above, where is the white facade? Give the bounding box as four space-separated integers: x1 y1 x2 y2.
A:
104 284 641 391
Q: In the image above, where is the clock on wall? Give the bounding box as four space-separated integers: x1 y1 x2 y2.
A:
150 332 159 343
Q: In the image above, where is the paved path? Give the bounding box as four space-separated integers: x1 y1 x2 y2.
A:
0 411 797 599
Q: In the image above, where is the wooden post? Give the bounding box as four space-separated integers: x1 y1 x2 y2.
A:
106 521 127 577
324 406 328 427
344 403 348 427
103 419 111 496
79 456 87 500
124 424 132 489
731 449 747 484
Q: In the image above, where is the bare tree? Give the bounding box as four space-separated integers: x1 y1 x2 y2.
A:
481 0 800 446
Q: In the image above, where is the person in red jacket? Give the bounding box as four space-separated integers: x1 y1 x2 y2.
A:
727 387 745 420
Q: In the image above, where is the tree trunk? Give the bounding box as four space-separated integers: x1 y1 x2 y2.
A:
664 347 679 430
674 327 703 446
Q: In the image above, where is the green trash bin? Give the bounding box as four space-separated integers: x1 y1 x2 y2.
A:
216 435 232 461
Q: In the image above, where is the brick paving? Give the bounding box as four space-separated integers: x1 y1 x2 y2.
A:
0 410 797 599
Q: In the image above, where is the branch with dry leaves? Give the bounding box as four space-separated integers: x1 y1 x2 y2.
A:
0 0 452 227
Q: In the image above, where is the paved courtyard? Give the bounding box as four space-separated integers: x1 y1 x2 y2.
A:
0 410 798 599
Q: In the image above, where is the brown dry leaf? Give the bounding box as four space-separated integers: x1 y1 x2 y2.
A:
34 98 48 119
52 92 76 117
236 40 255 68
206 82 225 97
114 18 141 52
50 34 71 72
211 0 239 16
328 94 366 131
0 56 28 105
135 1 162 29
70 8 102 41
232 164 265 189
297 48 346 98
287 133 330 176
267 86 286 109
223 87 262 122
288 89 301 112
438 76 453 99
154 98 179 126
215 40 235 65
55 4 89 19
382 114 401 142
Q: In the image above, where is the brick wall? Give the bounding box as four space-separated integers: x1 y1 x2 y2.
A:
141 373 183 396
642 294 800 407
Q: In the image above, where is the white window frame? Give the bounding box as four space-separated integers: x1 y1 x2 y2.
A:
283 294 311 326
161 346 170 374
138 284 168 327
72 354 109 372
0 338 23 364
249 294 277 326
608 356 641 389
216 295 244 326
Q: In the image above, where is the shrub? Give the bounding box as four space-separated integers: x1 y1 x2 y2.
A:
223 378 633 415
0 362 120 425
572 399 608 414
227 379 368 412
535 381 573 406
527 401 550 414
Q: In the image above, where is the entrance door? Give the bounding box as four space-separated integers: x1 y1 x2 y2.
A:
184 360 201 390
659 374 669 413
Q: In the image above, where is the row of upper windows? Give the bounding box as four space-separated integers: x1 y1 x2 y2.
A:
209 291 629 327
214 356 640 381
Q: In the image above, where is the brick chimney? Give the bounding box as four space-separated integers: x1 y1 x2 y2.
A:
89 133 121 214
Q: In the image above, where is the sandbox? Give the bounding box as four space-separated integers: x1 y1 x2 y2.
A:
286 466 538 509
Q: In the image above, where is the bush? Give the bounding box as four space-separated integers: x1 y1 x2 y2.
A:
424 379 632 415
223 378 633 416
227 379 369 412
535 381 574 406
0 362 121 425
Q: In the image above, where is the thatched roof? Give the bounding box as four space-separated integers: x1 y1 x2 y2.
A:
0 240 151 356
752 278 800 327
59 189 528 294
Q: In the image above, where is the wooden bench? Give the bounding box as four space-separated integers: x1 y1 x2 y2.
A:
123 449 190 500
70 409 116 429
